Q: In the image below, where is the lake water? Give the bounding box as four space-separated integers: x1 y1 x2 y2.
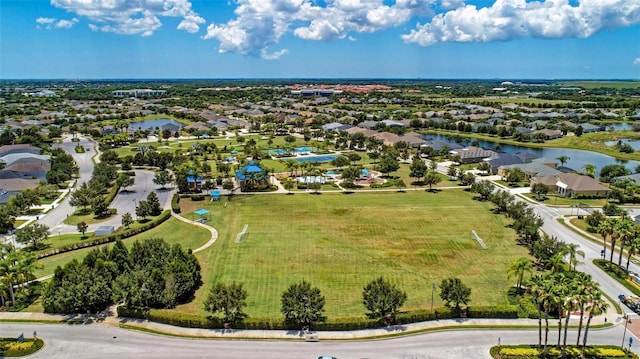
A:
129 118 183 130
425 133 640 175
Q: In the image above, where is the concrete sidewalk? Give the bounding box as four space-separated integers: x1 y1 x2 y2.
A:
0 308 619 341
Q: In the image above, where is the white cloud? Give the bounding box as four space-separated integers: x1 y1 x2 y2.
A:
634 57 640 66
36 17 56 25
55 18 79 29
203 0 435 59
50 0 205 36
402 0 640 46
36 16 78 30
439 0 465 10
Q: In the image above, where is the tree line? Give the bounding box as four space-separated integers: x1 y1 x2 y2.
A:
203 276 471 330
42 237 201 313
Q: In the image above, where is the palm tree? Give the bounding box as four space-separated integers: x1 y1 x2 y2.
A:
626 237 640 273
508 257 532 294
582 163 596 178
615 219 635 268
597 218 615 262
567 243 585 271
556 155 570 167
576 279 598 347
548 253 566 273
581 290 609 358
283 159 298 177
608 218 620 264
529 275 548 349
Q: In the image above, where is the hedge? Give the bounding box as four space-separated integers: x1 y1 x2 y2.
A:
467 305 518 319
105 183 121 206
117 304 518 331
37 210 171 259
517 295 541 319
171 193 180 213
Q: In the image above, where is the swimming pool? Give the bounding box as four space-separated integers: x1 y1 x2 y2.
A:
268 147 317 156
294 155 337 163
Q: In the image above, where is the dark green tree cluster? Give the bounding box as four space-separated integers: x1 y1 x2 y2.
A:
42 238 201 313
135 192 162 219
46 148 78 185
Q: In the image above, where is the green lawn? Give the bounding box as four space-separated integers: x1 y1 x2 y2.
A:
176 190 528 320
521 193 608 207
34 218 210 279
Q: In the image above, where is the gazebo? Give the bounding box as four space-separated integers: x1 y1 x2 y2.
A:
193 208 210 223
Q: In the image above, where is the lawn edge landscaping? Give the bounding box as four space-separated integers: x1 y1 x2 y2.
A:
0 338 45 357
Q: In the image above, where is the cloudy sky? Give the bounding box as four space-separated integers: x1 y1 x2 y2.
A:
1 0 639 79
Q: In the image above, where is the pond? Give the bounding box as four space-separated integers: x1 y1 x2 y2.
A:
425 133 640 175
604 139 640 151
604 123 635 131
129 118 183 131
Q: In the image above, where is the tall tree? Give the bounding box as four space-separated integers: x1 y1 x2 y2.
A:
362 276 407 325
153 170 174 189
281 280 326 330
581 289 608 357
423 171 442 191
409 156 427 184
556 155 570 167
566 243 585 271
122 212 134 229
15 223 49 250
77 221 88 237
204 282 248 327
507 257 532 294
439 277 471 311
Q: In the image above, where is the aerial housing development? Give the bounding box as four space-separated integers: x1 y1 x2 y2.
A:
0 79 640 358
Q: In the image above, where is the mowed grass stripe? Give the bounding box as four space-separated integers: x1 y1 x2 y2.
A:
176 190 529 319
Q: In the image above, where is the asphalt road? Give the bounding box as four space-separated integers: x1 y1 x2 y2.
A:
40 135 96 235
2 322 635 359
38 135 174 235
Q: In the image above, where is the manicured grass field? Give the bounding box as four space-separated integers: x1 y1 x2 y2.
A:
176 190 528 320
34 218 210 279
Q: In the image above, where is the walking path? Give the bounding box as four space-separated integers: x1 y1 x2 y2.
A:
0 310 619 340
170 211 219 253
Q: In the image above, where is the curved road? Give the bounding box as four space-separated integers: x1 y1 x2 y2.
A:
39 135 174 234
1 322 632 359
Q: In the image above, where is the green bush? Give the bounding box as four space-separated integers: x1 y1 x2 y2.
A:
171 193 181 213
467 305 518 319
191 195 205 201
517 295 540 319
104 183 121 206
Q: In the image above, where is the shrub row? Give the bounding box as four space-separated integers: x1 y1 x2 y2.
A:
491 344 636 359
38 210 171 259
104 183 121 207
517 295 540 319
594 259 640 297
171 193 180 213
118 305 519 331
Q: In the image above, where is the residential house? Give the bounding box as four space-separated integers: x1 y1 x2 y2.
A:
580 123 601 133
498 162 561 180
531 172 610 198
450 146 496 164
533 129 563 140
483 153 523 174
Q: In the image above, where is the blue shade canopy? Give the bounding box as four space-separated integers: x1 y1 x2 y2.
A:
194 209 209 215
242 164 263 173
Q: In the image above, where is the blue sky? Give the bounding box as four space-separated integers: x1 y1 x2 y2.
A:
1 0 639 79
